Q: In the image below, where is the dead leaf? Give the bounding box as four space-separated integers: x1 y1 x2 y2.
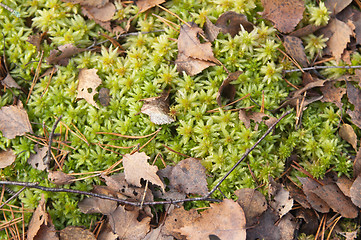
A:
168 158 208 196
278 213 299 240
178 199 246 240
82 2 116 22
286 182 311 209
339 123 357 150
216 71 242 106
268 177 293 218
59 226 96 240
350 174 361 208
175 52 215 76
338 230 358 240
27 194 58 240
215 11 254 36
293 78 328 97
109 205 151 240
28 145 48 171
204 17 221 42
78 185 117 215
0 56 21 89
346 81 361 129
235 188 267 226
47 43 84 66
298 177 330 213
97 220 119 240
239 110 277 130
295 208 318 235
156 166 187 200
336 176 353 198
0 101 33 139
354 146 361 177
325 0 352 15
60 0 108 8
27 32 47 52
247 208 281 240
320 81 346 108
319 18 353 63
0 149 16 169
123 152 165 191
260 0 305 33
289 24 323 38
99 87 110 106
77 68 102 109
283 35 308 67
48 171 75 185
140 90 175 125
143 227 173 240
136 0 165 13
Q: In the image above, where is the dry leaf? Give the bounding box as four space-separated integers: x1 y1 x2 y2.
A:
27 194 58 240
82 2 116 22
97 220 119 240
278 213 299 240
156 166 187 200
320 81 346 108
339 123 357 150
175 52 215 76
269 177 293 218
336 176 353 198
109 205 151 240
78 186 118 215
295 208 318 235
48 171 75 185
0 102 33 139
283 35 308 67
319 18 353 63
168 158 208 196
247 208 281 240
99 87 110 106
325 0 352 15
216 71 242 106
350 174 361 208
61 0 108 8
123 152 165 191
215 11 254 36
354 146 361 177
239 110 277 130
136 0 165 13
143 227 173 240
77 68 102 109
0 56 21 89
27 32 47 52
28 145 48 171
0 149 16 169
140 90 175 125
346 81 361 129
179 199 246 240
47 43 84 66
60 226 96 240
286 182 311 209
298 177 330 213
260 0 305 33
235 188 267 226
204 17 221 42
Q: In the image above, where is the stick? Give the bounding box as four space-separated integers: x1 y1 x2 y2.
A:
43 115 63 167
284 65 361 73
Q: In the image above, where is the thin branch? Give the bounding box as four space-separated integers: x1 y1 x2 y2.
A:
0 187 26 209
43 115 63 167
284 65 361 73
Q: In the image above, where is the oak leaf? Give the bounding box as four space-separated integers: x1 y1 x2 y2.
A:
77 68 102 109
0 102 32 139
0 149 16 169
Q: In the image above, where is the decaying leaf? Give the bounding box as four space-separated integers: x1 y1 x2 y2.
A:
295 208 319 235
247 208 281 240
0 149 16 169
235 188 267 226
78 185 118 215
27 32 47 52
47 43 84 66
143 227 173 240
0 101 33 139
339 123 357 150
260 0 305 33
99 87 110 106
140 90 175 125
346 81 361 129
338 6 361 45
168 158 208 196
77 68 102 109
176 22 217 76
217 71 242 106
60 226 96 240
215 11 254 36
0 56 21 89
156 166 187 200
325 0 352 16
298 177 330 213
136 0 165 13
204 17 221 42
283 35 308 67
320 81 346 108
97 220 119 240
239 110 277 130
123 152 165 191
27 194 58 240
286 182 311 209
336 176 353 198
354 146 361 177
178 199 246 240
268 177 293 218
319 18 353 63
350 174 361 208
48 171 76 185
278 213 299 240
61 0 108 8
82 2 116 22
109 205 151 240
28 145 48 171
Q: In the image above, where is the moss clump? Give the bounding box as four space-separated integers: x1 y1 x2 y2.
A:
0 0 355 233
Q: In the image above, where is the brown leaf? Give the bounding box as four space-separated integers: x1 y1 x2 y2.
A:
339 123 357 150
319 18 353 63
0 101 33 139
247 208 281 240
48 171 75 185
289 24 323 38
82 2 116 22
77 68 102 109
47 43 84 66
354 146 361 177
179 199 246 240
215 11 254 36
123 152 165 191
60 0 109 8
325 0 352 15
78 186 117 215
286 182 311 209
268 177 293 218
336 176 353 198
260 0 305 33
175 52 215 76
141 90 175 125
298 177 330 213
350 174 361 208
28 145 48 171
0 149 16 169
293 78 328 97
27 194 58 240
346 81 361 129
109 205 151 239
143 227 173 240
156 166 187 200
278 213 299 240
239 110 277 130
235 188 267 226
320 80 346 108
217 71 242 106
59 226 96 240
97 220 119 240
27 32 47 52
168 158 208 196
0 56 21 89
338 6 361 45
136 0 165 13
99 87 110 106
204 17 221 42
283 35 308 67
295 208 318 235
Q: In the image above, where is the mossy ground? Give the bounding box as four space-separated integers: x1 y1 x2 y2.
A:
0 0 358 234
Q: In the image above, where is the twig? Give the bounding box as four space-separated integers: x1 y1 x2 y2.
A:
43 115 63 167
0 187 26 209
284 65 361 73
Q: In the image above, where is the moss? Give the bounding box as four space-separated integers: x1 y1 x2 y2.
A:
0 0 355 235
